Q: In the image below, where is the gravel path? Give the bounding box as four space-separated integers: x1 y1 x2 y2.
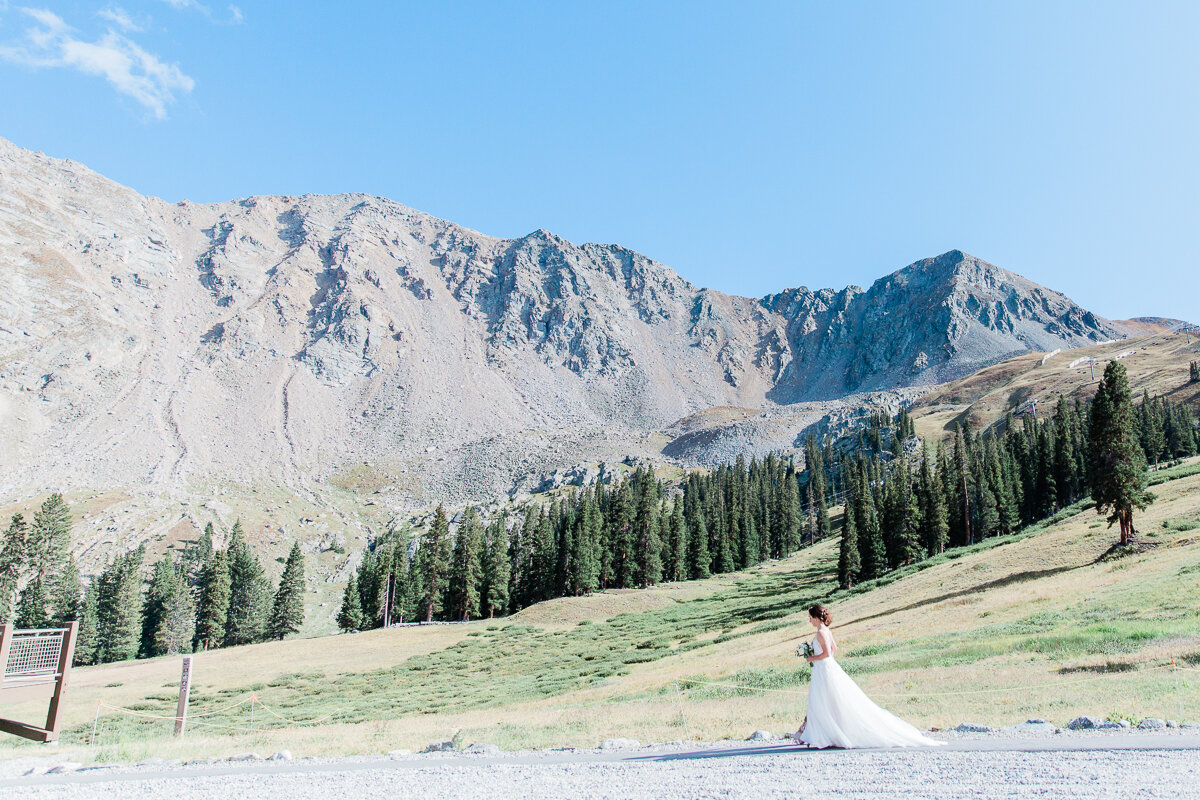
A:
4 733 1199 800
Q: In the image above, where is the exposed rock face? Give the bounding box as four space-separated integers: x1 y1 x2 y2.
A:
0 137 1126 506
764 251 1122 400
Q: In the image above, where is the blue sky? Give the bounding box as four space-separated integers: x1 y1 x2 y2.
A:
1 1 1196 320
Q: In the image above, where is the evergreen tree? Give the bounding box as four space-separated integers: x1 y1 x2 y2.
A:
53 554 81 625
919 451 949 555
355 547 382 626
609 483 637 587
337 573 364 632
154 571 195 655
481 518 511 617
804 436 832 544
74 581 100 666
665 501 688 582
446 507 484 621
27 494 71 583
0 514 28 621
194 549 230 651
96 546 144 663
268 542 306 639
28 493 73 621
185 522 216 582
685 498 711 580
14 577 48 628
571 497 603 594
1191 361 1199 383
780 468 803 553
855 466 887 580
633 479 663 587
389 532 413 624
530 508 557 600
1138 390 1166 468
141 555 178 657
414 504 452 622
837 498 861 590
952 427 973 546
224 521 270 646
1088 361 1153 545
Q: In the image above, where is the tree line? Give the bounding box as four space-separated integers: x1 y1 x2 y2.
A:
838 361 1196 587
0 508 307 666
341 361 1198 629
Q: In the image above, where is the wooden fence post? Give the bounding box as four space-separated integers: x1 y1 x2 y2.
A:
44 621 78 740
0 625 11 691
175 655 193 737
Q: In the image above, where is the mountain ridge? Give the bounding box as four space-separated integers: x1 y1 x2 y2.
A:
0 136 1130 511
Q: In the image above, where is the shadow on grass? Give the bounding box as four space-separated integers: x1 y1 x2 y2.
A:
1057 662 1139 675
839 564 1086 628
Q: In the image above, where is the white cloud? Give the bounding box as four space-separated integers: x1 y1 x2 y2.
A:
156 0 242 24
0 6 195 120
98 6 140 32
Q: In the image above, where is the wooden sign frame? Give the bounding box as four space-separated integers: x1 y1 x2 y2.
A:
0 621 79 743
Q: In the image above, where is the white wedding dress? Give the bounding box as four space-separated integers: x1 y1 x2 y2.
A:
799 627 943 749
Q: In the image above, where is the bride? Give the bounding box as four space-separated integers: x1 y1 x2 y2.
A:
795 605 942 748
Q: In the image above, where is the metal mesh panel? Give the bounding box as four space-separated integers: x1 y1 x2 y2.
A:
6 630 65 681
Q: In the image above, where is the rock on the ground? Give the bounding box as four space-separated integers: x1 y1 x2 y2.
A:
268 750 293 761
422 741 457 753
463 743 501 755
1067 716 1104 730
386 750 412 758
747 730 774 741
227 752 262 762
599 738 641 750
954 723 996 733
1138 718 1166 730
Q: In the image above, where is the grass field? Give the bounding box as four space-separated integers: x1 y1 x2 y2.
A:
2 460 1198 764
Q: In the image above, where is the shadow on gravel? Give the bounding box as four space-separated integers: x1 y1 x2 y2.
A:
632 744 827 762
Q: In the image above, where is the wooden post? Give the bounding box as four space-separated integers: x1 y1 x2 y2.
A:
0 625 12 692
175 655 193 737
43 621 78 740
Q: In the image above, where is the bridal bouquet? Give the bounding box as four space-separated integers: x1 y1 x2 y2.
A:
796 642 815 660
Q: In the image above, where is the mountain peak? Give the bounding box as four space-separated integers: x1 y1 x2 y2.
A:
0 136 1133 501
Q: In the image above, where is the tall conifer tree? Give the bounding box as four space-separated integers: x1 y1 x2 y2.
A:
1088 361 1152 545
268 542 306 639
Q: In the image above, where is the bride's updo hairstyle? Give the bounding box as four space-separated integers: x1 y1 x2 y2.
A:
808 605 832 626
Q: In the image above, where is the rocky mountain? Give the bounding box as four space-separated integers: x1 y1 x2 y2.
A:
0 136 1127 516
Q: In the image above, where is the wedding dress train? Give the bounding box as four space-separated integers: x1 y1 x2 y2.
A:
799 631 943 749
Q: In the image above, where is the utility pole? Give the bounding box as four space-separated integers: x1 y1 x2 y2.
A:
1089 358 1095 382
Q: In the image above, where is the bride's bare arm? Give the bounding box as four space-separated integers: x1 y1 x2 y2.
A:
807 628 835 662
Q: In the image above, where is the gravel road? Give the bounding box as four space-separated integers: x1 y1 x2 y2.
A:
4 733 1199 800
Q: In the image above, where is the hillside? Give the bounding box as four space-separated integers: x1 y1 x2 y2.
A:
0 136 1151 577
911 326 1200 440
4 460 1195 762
